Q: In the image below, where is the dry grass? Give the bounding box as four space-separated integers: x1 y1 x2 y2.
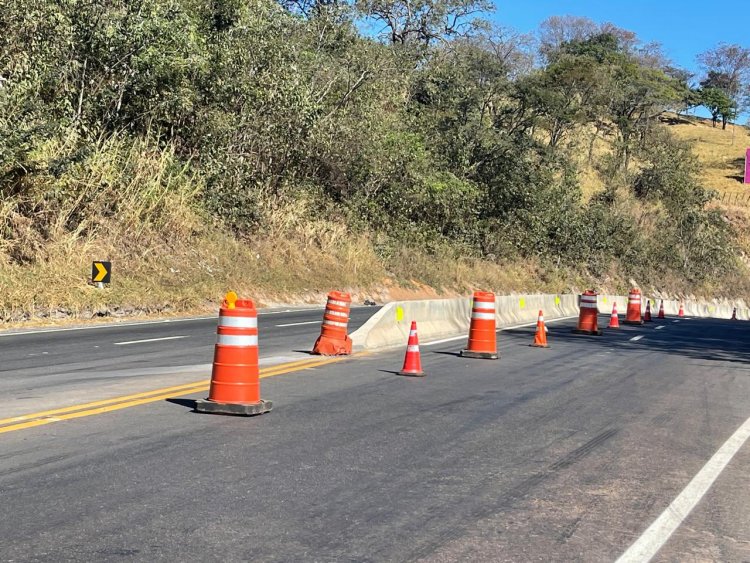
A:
665 113 750 201
1 119 749 326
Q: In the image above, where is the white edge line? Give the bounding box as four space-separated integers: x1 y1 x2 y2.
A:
616 415 750 563
423 315 578 347
276 320 321 327
114 336 190 346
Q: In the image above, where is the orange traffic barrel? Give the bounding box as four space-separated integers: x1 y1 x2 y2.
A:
195 292 272 416
573 290 602 335
623 288 644 325
461 291 498 359
312 291 353 355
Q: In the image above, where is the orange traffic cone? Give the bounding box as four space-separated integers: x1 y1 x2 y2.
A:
195 292 272 416
531 310 548 347
608 303 620 329
461 291 499 359
678 303 685 317
657 300 665 319
644 300 653 322
732 307 737 320
399 321 425 376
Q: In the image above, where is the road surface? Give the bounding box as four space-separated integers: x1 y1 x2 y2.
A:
0 313 748 562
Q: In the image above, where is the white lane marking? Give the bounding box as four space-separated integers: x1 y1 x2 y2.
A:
673 320 680 323
0 317 213 337
630 335 645 342
655 326 665 330
0 307 331 337
423 315 578 347
616 415 750 563
276 320 321 327
114 336 189 346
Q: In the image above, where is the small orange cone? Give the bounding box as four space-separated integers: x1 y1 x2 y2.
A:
644 300 653 322
531 310 549 347
732 307 737 320
678 303 685 317
658 300 665 319
608 303 620 329
399 321 425 377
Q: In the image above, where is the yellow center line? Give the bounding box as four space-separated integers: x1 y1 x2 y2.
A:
0 355 350 435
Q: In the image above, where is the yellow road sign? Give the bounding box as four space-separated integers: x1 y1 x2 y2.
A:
92 261 111 284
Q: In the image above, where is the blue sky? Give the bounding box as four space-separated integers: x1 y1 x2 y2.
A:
493 0 750 81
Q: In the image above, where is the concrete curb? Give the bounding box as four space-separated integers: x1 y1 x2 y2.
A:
351 293 748 351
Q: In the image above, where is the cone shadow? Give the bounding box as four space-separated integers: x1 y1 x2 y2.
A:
166 398 199 410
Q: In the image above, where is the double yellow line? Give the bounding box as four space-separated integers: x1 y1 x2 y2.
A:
0 356 345 435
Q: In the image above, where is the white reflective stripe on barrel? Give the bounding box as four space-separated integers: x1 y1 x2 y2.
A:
327 299 350 308
473 301 496 311
328 310 349 318
323 319 348 328
472 312 496 320
218 316 258 329
580 303 598 309
217 334 258 346
581 295 597 301
407 345 420 352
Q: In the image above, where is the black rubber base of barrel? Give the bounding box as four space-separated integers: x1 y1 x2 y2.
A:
194 399 272 416
530 344 549 348
623 320 645 325
572 329 603 336
460 350 499 359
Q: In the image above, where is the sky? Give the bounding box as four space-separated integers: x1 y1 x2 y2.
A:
493 0 750 80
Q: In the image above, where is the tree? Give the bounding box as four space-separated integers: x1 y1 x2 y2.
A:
697 43 750 106
537 15 598 61
356 0 492 47
700 87 736 129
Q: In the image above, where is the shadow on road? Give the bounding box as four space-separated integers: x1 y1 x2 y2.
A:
165 397 198 410
504 316 750 367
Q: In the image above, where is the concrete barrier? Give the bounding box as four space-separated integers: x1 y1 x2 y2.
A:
351 293 748 351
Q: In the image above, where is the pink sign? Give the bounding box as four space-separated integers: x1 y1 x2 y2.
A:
746 148 750 184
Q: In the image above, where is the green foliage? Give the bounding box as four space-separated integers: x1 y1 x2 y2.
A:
0 0 741 292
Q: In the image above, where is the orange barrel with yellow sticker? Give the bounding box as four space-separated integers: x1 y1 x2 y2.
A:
195 292 272 416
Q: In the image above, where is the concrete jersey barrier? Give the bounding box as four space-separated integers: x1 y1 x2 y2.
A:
351 293 748 351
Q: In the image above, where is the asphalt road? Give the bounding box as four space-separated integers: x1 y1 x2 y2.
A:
0 305 379 417
1 315 749 562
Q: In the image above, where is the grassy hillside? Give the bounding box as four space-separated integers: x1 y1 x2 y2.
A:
1 1 748 325
667 115 750 201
